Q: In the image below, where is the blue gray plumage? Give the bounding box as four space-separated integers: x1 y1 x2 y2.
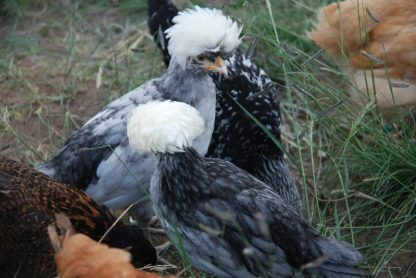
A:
38 62 217 227
148 0 302 212
151 148 367 278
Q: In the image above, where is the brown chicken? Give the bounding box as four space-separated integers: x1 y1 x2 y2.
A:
308 0 416 117
0 157 157 278
48 214 170 278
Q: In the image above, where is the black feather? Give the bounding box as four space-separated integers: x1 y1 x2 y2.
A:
148 0 179 67
152 148 368 278
147 0 302 212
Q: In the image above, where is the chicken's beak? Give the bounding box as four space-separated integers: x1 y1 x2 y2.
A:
205 56 228 76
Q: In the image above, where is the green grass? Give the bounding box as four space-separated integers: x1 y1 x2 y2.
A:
1 0 415 277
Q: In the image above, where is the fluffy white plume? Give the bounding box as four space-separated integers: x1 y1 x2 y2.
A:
165 6 242 68
127 101 205 154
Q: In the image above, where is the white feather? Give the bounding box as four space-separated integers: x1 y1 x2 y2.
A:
127 101 205 154
165 6 243 68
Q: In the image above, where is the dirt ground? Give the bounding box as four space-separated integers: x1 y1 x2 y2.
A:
0 0 164 164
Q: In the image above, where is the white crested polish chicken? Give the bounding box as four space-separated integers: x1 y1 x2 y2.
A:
48 214 173 278
37 6 242 228
126 100 368 278
0 157 156 278
308 0 416 118
148 0 302 212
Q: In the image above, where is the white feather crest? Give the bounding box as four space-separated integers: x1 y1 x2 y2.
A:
127 101 205 154
165 6 243 68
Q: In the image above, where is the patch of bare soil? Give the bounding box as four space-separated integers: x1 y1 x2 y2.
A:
0 1 153 163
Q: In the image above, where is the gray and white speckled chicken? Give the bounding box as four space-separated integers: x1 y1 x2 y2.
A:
127 101 368 278
148 0 302 212
37 6 242 227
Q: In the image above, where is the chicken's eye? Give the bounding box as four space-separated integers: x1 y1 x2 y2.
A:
196 55 205 62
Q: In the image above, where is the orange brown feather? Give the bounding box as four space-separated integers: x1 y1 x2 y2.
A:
308 0 416 116
0 157 156 277
48 214 172 278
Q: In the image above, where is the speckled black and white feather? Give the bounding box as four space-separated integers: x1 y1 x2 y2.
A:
37 5 243 226
125 101 367 278
151 148 367 278
148 0 302 212
38 62 217 227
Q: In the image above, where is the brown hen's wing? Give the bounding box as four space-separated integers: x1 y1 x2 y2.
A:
350 24 416 79
0 157 155 277
307 0 403 57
